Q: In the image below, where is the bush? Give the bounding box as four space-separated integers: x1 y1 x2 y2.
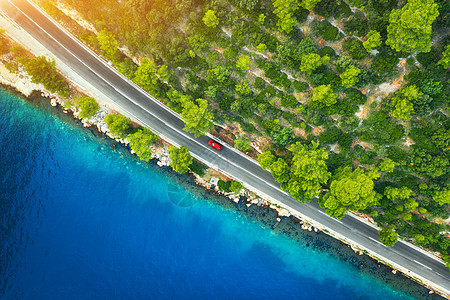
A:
315 0 351 18
345 88 367 105
281 94 298 108
254 77 266 90
218 179 232 193
343 38 368 60
104 113 131 138
319 46 336 58
293 80 309 92
312 20 342 41
343 12 369 37
372 50 398 75
223 47 238 60
189 160 208 177
78 97 100 119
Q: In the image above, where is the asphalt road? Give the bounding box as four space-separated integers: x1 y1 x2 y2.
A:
1 0 449 293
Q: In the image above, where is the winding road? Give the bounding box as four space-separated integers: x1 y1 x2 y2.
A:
1 0 449 294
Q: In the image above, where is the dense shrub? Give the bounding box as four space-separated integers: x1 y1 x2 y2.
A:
345 88 367 105
312 20 342 41
372 50 398 76
281 94 298 108
314 0 351 18
360 111 404 145
319 46 336 58
78 97 100 119
254 77 266 90
343 38 368 60
343 12 369 37
293 80 309 92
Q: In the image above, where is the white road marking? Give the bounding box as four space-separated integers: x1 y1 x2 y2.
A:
9 0 290 197
413 260 433 271
317 210 343 224
368 236 384 246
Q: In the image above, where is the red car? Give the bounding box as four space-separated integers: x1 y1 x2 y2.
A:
208 139 222 151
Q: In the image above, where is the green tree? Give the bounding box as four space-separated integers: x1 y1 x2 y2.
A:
97 30 120 62
389 85 422 120
410 148 448 178
286 142 331 201
386 0 439 53
258 151 276 170
300 53 329 74
104 113 131 138
234 136 251 151
363 30 382 52
311 84 337 107
379 227 399 247
270 158 290 183
236 54 251 73
168 146 193 173
128 128 158 162
230 180 244 195
181 98 214 137
302 0 321 10
438 45 450 69
23 56 68 96
272 0 299 33
319 166 380 219
78 97 100 119
133 58 169 97
378 158 397 173
207 65 230 83
256 43 267 53
235 80 252 95
433 190 450 205
340 65 361 88
384 186 412 200
203 10 219 28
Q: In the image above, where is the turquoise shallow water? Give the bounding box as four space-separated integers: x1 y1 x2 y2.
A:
0 88 429 299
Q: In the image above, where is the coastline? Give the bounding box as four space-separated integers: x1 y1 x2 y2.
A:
0 10 447 297
0 80 445 299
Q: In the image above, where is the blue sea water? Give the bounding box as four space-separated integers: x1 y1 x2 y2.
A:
0 88 418 299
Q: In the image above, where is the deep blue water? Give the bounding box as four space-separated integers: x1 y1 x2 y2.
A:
0 88 418 299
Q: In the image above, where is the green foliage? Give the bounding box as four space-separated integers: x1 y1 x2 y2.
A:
235 80 252 95
363 30 382 52
386 0 439 53
343 38 368 60
270 158 290 183
78 97 100 119
379 227 399 247
311 84 337 108
272 0 300 33
271 127 295 147
300 53 330 74
207 65 230 83
181 98 214 138
360 111 405 145
319 166 380 219
319 126 353 150
97 30 120 62
438 45 450 69
410 148 448 178
433 190 450 205
230 180 244 195
384 186 412 200
389 85 423 120
378 158 397 173
340 65 361 88
133 58 169 97
343 12 369 37
295 37 318 61
293 80 309 92
258 151 276 170
104 114 131 138
203 10 219 28
168 146 193 174
23 56 68 96
234 136 251 151
189 160 208 177
284 142 331 201
312 20 342 41
188 34 209 52
117 57 137 79
236 54 251 73
128 128 158 162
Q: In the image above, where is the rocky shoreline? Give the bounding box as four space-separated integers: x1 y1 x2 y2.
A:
0 79 444 299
